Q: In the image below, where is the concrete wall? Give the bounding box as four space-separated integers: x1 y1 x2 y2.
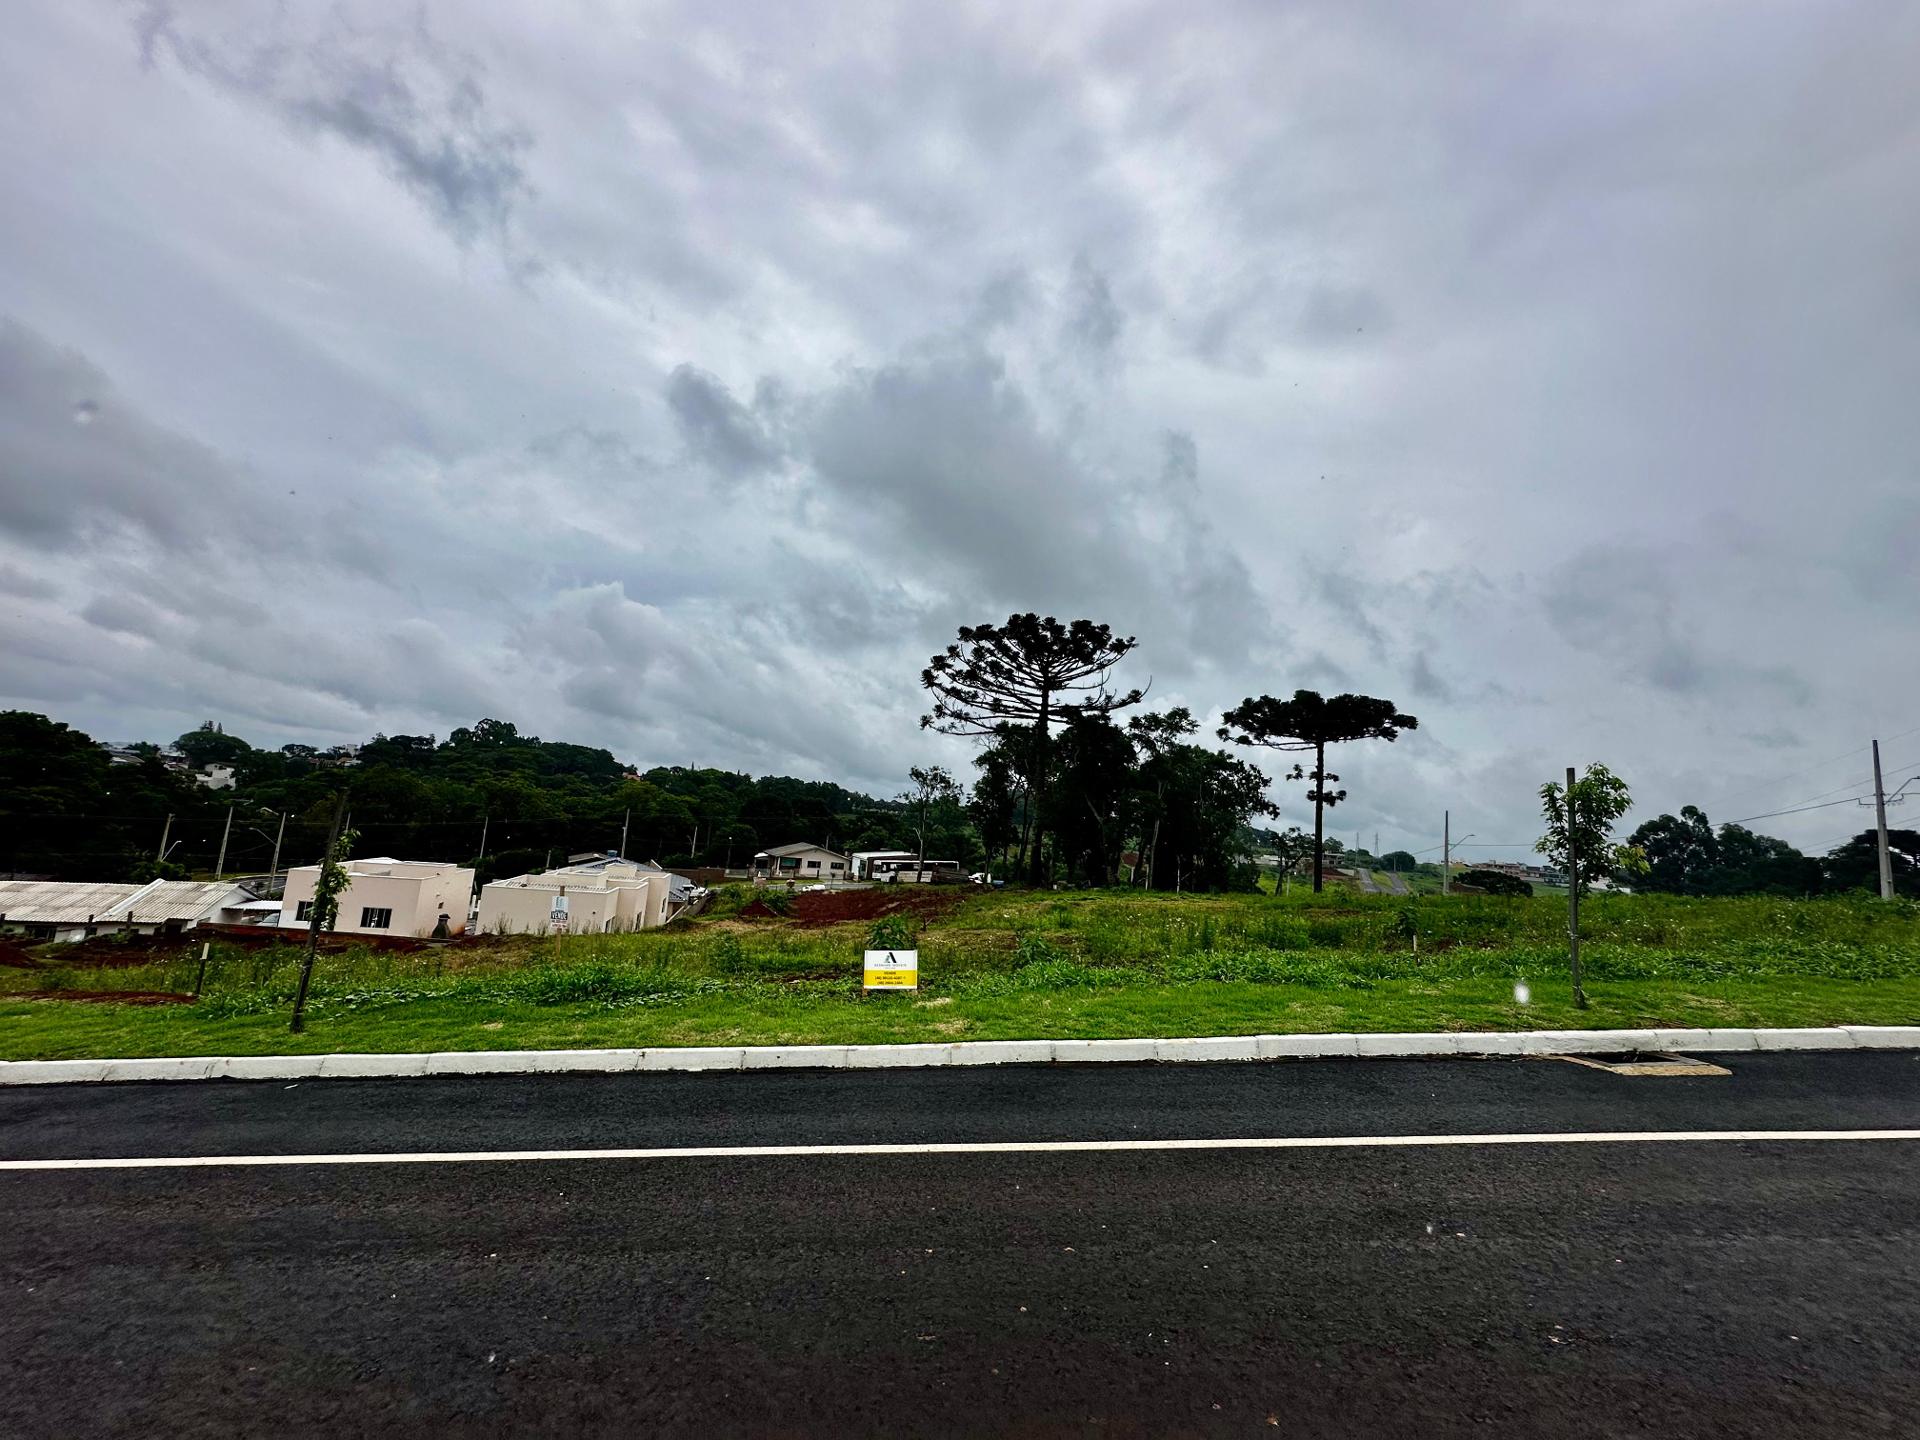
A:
475 869 671 936
280 863 475 938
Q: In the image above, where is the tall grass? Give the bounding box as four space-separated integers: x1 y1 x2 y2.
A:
6 890 1917 1020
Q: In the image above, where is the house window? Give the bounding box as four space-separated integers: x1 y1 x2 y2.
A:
806 859 820 870
360 906 393 930
294 900 314 922
829 861 844 871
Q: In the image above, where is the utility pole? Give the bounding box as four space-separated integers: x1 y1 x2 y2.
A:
620 808 630 860
214 806 233 880
478 813 489 862
1567 766 1587 1010
1442 811 1450 895
267 810 286 896
1873 738 1895 901
290 791 348 1035
155 813 173 867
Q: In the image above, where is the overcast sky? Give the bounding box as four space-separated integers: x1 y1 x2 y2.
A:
3 1 1917 860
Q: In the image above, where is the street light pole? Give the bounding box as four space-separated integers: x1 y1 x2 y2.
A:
268 810 286 897
215 806 233 880
1873 739 1894 901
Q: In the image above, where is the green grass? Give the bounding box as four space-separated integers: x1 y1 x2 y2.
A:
4 889 1918 1060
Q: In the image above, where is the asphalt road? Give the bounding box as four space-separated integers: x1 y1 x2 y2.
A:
5 1052 1920 1437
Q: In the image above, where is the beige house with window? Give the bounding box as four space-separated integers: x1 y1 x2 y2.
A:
476 856 675 935
279 858 475 938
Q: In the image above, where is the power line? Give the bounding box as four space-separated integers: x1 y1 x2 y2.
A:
1713 725 1920 810
1727 766 1920 826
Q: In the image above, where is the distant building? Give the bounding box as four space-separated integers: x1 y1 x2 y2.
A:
0 878 258 944
477 855 677 935
850 850 915 881
196 764 236 790
279 858 474 938
753 843 849 880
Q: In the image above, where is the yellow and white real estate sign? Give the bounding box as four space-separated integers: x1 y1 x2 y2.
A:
862 949 918 990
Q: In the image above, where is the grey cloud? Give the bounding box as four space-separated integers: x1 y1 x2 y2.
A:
1297 284 1391 344
80 592 167 639
1407 652 1452 701
665 365 780 481
1543 544 1811 705
1063 256 1124 358
136 2 531 246
0 320 260 550
0 563 59 600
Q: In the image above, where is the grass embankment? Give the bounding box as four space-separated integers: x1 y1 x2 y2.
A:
3 890 1919 1060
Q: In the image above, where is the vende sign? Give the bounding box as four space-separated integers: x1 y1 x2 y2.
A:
862 949 918 991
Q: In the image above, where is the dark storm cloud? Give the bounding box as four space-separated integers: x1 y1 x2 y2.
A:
2 0 1916 838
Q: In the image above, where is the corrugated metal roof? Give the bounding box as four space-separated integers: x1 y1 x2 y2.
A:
133 881 252 923
0 881 144 923
0 879 246 925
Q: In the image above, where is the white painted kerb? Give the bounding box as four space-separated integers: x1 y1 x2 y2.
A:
1 1026 1913 1085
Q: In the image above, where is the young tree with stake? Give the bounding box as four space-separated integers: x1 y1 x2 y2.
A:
1219 690 1417 892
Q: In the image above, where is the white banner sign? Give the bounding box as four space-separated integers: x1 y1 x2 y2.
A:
862 948 918 990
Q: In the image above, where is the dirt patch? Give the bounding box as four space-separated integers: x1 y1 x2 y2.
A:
0 939 39 970
785 887 969 928
29 989 194 1005
738 899 781 919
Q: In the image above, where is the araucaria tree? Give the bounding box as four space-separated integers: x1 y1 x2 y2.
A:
922 614 1143 885
1219 690 1418 892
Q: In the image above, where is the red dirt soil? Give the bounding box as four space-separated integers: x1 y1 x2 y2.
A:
785 886 969 928
29 990 193 1005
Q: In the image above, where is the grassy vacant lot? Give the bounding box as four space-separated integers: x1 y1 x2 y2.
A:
4 889 1919 1060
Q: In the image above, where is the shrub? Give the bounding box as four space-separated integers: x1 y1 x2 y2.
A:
1456 869 1533 897
868 915 917 951
1013 933 1065 968
1307 920 1346 948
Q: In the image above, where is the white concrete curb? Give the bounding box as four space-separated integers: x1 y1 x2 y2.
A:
1 1026 1915 1086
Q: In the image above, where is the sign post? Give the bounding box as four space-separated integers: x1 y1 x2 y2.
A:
550 892 570 934
862 949 918 991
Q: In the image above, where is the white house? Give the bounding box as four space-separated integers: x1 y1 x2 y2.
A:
752 843 849 880
476 855 675 935
0 878 257 944
195 764 236 790
279 858 475 938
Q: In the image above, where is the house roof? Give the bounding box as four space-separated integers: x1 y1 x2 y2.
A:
757 842 848 859
0 879 249 925
0 880 143 923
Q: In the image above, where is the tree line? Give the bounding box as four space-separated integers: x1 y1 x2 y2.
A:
0 711 939 885
9 608 1897 899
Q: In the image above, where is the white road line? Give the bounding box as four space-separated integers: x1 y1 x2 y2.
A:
5 1130 1920 1171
